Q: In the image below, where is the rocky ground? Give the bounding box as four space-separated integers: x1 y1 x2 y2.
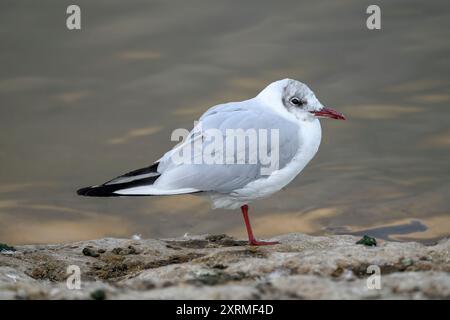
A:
0 233 449 299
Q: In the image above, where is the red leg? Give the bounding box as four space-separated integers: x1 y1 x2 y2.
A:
241 205 279 246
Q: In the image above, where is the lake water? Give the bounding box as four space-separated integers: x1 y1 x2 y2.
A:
1 0 449 244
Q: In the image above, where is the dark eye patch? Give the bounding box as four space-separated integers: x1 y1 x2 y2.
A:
290 97 306 106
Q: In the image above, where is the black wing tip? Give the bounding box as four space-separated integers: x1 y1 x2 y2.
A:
76 186 120 197
77 162 161 198
122 162 159 178
77 186 90 196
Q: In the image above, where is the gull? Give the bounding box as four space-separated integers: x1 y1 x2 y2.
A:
77 79 345 245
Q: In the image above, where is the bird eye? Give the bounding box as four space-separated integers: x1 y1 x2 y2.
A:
290 97 306 106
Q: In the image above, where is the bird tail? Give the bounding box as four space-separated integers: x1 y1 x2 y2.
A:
77 185 124 197
77 163 161 197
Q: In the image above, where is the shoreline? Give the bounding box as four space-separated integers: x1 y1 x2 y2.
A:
1 233 449 299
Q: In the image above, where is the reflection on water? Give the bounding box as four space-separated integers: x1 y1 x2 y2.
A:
0 0 449 244
331 220 428 241
107 126 163 145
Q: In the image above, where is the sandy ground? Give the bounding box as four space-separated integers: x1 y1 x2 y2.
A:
0 233 449 299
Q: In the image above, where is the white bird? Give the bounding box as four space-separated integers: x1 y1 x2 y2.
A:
77 79 345 245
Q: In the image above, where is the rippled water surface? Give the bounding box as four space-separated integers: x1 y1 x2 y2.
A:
1 0 449 244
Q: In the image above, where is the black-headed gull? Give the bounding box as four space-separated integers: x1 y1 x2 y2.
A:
77 79 345 245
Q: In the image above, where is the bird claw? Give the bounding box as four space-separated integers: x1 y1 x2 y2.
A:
248 240 280 246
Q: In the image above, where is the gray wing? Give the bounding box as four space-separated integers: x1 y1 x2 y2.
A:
154 101 301 193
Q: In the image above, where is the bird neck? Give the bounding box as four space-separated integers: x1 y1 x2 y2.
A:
255 82 285 108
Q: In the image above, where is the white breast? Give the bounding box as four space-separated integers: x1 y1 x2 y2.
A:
208 118 322 209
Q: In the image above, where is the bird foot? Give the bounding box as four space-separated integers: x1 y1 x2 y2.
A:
248 239 280 246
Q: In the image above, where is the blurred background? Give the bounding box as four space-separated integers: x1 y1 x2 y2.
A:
1 0 449 244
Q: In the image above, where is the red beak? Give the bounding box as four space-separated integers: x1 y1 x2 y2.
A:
312 107 346 120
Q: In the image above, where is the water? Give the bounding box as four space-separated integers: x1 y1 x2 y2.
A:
1 0 449 244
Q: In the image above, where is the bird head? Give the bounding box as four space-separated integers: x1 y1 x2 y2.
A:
257 79 346 121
